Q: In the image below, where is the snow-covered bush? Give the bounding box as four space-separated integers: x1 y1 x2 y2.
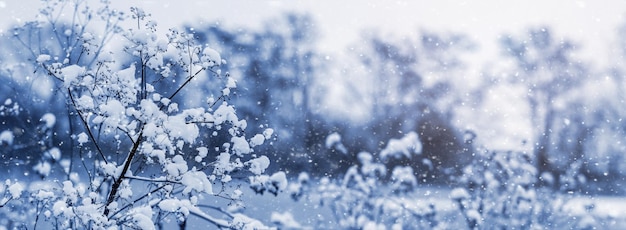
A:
452 147 600 229
290 132 438 229
0 1 281 229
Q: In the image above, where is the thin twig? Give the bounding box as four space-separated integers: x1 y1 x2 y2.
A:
109 183 169 219
196 204 234 219
125 175 180 184
166 67 206 102
68 88 108 164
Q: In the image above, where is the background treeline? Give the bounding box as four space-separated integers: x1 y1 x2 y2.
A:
2 12 625 194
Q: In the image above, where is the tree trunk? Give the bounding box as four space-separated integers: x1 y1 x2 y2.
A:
536 107 555 187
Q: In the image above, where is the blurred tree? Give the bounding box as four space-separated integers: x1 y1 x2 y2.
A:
352 30 476 182
500 27 590 188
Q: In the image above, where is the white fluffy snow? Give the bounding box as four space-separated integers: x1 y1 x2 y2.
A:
379 132 422 160
7 181 23 199
325 132 347 154
33 162 51 177
263 128 274 139
391 166 417 192
58 65 85 87
46 147 61 161
181 171 213 195
325 132 341 149
271 212 303 229
165 155 188 177
201 47 221 67
450 187 471 200
0 130 13 145
231 136 251 155
249 171 288 196
195 147 208 162
40 113 56 128
77 132 89 144
247 156 270 175
97 99 126 129
75 95 95 110
130 206 156 230
249 134 265 147
36 54 50 63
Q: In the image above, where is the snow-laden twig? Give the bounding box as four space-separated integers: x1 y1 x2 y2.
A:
104 129 143 216
68 88 108 164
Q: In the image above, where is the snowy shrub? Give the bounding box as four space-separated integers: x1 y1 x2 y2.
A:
291 133 438 229
0 1 280 229
452 147 601 229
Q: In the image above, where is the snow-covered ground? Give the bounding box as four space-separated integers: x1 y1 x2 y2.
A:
178 183 626 229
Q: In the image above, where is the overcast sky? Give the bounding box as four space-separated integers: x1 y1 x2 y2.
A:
128 1 626 67
2 0 625 62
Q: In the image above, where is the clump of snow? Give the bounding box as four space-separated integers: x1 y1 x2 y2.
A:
166 113 199 144
52 200 70 216
249 171 287 196
45 147 61 161
59 159 71 174
226 77 237 88
34 189 54 200
380 131 422 160
391 166 417 193
231 136 251 155
231 213 271 230
158 198 181 213
263 128 274 139
247 156 270 175
58 65 85 87
36 54 51 63
271 212 303 229
119 180 133 199
96 100 126 129
222 77 237 96
363 221 385 230
212 103 238 126
181 171 213 195
358 152 386 177
3 98 11 105
62 181 78 203
325 132 347 154
130 206 155 230
466 209 483 225
201 47 221 67
77 132 89 145
8 181 24 199
40 113 56 128
450 187 471 200
325 132 342 149
287 172 310 201
100 162 120 177
0 130 13 145
81 32 94 41
249 134 265 147
165 155 188 177
195 147 208 162
75 95 94 110
33 162 51 177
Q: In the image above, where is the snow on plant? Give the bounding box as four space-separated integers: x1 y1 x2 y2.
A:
0 1 281 229
379 131 422 160
291 132 438 229
452 146 600 229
